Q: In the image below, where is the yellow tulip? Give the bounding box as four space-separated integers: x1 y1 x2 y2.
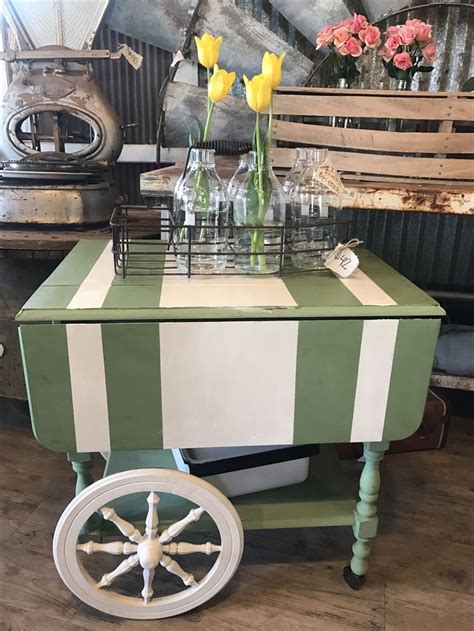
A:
194 32 222 69
243 73 273 113
261 51 286 88
208 64 236 103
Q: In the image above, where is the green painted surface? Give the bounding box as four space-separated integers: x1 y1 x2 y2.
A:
16 240 445 323
383 318 441 441
293 320 363 444
284 270 361 308
104 446 356 530
102 285 162 310
43 240 108 286
21 285 78 312
19 325 76 450
102 323 163 450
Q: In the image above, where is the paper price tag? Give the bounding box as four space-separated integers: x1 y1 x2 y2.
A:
185 203 195 226
119 44 143 70
324 241 362 278
316 163 345 196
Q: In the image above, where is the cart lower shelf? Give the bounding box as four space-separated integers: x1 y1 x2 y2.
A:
104 445 356 531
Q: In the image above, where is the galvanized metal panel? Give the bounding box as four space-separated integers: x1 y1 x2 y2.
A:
4 0 109 50
92 25 172 146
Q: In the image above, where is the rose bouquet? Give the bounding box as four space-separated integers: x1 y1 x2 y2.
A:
379 19 436 88
316 14 381 87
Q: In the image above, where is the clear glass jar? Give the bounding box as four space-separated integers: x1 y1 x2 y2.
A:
227 153 250 203
173 148 228 274
233 152 285 274
283 147 309 196
290 148 339 270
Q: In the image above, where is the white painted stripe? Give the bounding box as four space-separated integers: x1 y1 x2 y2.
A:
66 324 111 452
350 319 399 442
159 275 297 308
67 241 115 310
160 321 298 448
160 257 297 308
339 269 397 306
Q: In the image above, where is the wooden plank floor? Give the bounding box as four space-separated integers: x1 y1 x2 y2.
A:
0 410 473 631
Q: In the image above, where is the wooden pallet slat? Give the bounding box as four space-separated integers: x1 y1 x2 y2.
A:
272 148 474 180
272 88 474 184
273 94 474 121
272 120 473 155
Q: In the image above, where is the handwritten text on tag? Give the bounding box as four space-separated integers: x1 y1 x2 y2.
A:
315 163 345 196
324 241 362 278
119 44 143 70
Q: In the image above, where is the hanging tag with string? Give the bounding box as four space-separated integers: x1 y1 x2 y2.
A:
324 239 363 278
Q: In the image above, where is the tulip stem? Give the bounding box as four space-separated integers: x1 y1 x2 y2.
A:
254 112 267 271
266 91 273 169
206 68 211 118
203 102 215 142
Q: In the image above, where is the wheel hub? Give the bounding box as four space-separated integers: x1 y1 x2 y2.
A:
137 539 163 570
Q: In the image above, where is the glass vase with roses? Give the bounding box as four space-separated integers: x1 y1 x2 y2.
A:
316 13 381 87
379 19 436 90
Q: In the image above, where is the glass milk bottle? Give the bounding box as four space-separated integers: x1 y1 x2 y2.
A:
283 147 310 196
173 148 228 274
290 148 339 270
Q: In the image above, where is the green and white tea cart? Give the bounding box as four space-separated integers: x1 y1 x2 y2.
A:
17 239 443 620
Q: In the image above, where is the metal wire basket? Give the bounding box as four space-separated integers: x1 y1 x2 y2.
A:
110 205 353 278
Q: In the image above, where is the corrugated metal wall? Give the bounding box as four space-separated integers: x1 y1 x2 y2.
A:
92 24 172 202
342 209 474 292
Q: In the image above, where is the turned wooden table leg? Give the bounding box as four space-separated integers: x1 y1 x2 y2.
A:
344 440 389 590
67 452 94 495
67 452 101 534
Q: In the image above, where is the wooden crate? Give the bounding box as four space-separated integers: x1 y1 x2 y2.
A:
272 87 474 184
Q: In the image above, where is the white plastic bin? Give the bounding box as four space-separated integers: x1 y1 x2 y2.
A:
172 444 320 497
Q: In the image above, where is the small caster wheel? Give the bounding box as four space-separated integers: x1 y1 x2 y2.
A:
343 565 365 591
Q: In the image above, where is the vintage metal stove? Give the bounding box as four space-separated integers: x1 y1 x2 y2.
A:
0 46 124 225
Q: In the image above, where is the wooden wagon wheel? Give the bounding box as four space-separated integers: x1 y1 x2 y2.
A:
53 468 244 619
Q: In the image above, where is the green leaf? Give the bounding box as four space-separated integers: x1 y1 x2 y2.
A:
417 65 434 73
462 76 474 92
194 117 205 143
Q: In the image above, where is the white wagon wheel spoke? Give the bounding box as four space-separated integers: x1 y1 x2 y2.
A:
100 506 144 543
163 542 222 556
141 568 155 604
96 554 140 588
77 541 138 555
159 506 205 543
145 492 160 539
160 554 197 588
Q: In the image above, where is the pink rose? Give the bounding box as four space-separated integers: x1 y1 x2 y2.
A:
386 33 402 51
385 25 402 37
422 42 437 62
405 19 422 27
349 13 368 34
316 25 334 49
415 22 433 42
359 25 381 48
333 26 351 48
335 18 352 29
378 45 394 62
393 52 413 70
400 24 416 45
339 36 363 57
